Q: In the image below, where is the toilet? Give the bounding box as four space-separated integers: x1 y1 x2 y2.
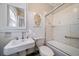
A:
34 38 54 56
39 46 54 56
28 30 54 56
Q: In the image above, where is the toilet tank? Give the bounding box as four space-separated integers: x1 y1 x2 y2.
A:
35 38 45 47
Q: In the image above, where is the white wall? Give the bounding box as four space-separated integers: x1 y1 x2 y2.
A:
27 3 53 39
52 4 79 26
46 14 54 41
27 12 45 38
0 4 7 55
0 3 7 28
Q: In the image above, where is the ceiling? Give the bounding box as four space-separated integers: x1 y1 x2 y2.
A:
28 3 64 14
49 3 63 8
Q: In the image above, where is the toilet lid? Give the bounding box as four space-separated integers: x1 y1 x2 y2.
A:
39 46 54 56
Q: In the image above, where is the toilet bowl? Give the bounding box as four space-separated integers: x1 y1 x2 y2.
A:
33 38 54 56
39 46 54 56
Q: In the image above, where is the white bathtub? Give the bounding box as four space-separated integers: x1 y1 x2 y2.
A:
46 40 79 56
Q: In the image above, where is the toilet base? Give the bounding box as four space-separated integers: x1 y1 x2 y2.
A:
26 50 39 56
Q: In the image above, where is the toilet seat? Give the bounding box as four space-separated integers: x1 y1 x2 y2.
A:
39 46 54 56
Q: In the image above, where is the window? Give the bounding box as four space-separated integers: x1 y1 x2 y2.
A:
7 5 25 28
8 5 17 27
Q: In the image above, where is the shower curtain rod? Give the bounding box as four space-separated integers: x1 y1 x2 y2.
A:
45 3 64 17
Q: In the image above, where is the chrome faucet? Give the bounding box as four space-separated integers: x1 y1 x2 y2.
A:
22 32 24 39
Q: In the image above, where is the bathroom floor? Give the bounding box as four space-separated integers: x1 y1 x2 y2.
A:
26 51 40 56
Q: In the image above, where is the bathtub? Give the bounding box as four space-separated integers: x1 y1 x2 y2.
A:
46 40 79 56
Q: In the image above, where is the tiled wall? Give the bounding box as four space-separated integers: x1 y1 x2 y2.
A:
27 11 45 38
46 4 79 49
52 25 79 49
27 3 53 38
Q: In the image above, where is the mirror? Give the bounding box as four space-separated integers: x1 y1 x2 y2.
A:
34 14 41 27
7 5 25 28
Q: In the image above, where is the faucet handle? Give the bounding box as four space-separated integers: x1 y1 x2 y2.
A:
16 37 18 40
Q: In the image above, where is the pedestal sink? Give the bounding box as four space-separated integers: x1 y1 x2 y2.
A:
3 38 35 55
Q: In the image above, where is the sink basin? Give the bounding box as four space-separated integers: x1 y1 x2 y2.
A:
4 38 35 55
